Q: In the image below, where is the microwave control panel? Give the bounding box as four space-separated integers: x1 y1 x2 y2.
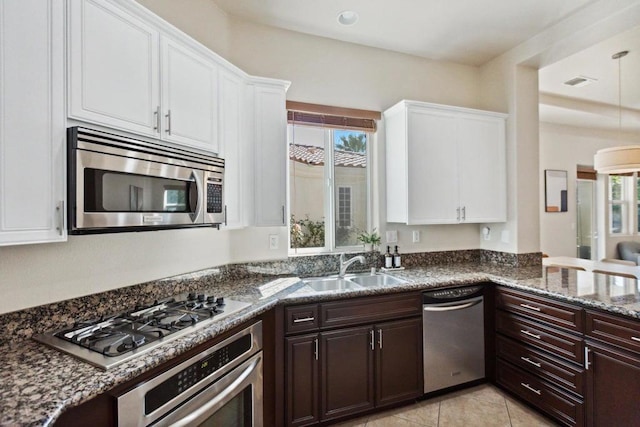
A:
206 182 223 214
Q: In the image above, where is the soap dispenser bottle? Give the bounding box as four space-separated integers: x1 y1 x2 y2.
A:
393 246 401 268
384 246 393 268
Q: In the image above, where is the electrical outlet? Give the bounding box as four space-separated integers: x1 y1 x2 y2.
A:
412 230 420 243
269 234 279 250
386 230 398 243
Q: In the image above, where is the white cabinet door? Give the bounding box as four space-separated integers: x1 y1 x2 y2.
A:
457 114 506 223
407 108 459 224
219 69 245 228
161 37 219 153
253 83 288 226
68 0 160 137
384 101 507 225
0 0 66 245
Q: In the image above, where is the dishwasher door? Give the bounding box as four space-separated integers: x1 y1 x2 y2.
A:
422 289 484 394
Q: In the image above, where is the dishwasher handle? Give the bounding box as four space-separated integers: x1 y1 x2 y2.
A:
423 296 483 312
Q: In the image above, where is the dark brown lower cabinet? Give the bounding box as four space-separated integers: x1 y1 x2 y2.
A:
321 326 375 421
285 317 423 426
586 341 640 427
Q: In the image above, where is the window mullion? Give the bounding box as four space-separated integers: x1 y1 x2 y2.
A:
324 129 336 251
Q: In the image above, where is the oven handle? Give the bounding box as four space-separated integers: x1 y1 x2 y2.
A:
423 297 483 312
189 171 203 223
170 356 260 427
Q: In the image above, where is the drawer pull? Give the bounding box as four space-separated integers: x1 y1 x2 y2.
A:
520 303 541 312
585 346 591 370
520 382 541 395
293 317 315 323
631 337 640 343
520 330 542 340
520 356 542 368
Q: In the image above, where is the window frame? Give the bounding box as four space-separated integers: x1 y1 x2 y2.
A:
607 174 634 236
288 125 373 255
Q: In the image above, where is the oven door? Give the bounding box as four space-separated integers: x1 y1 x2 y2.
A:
154 352 263 427
73 149 204 231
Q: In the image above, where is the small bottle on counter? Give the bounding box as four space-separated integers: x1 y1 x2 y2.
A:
384 246 393 268
393 246 401 268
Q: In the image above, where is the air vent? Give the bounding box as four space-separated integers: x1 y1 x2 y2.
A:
564 75 597 87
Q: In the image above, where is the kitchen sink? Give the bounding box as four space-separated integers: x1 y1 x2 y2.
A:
303 277 364 292
300 272 406 293
347 273 406 287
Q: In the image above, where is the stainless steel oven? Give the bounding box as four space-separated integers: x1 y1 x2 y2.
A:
117 322 263 426
68 127 224 234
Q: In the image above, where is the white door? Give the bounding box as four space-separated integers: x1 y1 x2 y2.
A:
219 69 245 228
161 38 219 153
406 108 459 224
0 0 66 245
68 0 160 137
457 114 506 223
253 84 287 226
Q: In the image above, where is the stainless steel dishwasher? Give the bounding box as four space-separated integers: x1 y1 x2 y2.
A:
422 285 485 393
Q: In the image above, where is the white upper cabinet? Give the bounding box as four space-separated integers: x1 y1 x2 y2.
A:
68 0 219 153
161 38 219 152
385 101 506 225
68 0 160 137
218 69 245 228
0 0 66 245
251 79 290 226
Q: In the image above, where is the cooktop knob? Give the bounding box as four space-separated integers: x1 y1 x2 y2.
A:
207 296 216 304
216 297 225 306
197 294 206 302
187 293 197 301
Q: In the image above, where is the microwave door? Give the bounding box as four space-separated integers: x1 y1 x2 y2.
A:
74 151 202 230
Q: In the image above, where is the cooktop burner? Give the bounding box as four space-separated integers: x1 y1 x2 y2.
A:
33 293 250 370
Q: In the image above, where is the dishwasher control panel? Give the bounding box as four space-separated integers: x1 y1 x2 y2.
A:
423 285 483 303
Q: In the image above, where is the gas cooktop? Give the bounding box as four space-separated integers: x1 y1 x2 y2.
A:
33 293 250 370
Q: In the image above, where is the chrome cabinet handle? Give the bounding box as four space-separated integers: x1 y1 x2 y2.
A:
378 329 383 349
293 317 315 323
224 205 228 226
520 303 541 312
462 206 466 221
56 201 64 235
456 207 460 222
584 346 591 370
154 106 160 132
282 205 285 225
165 110 172 135
314 338 318 361
520 356 541 368
520 382 541 395
631 336 640 343
520 330 542 340
370 330 374 351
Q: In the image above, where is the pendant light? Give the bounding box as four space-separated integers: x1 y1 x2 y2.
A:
594 50 640 174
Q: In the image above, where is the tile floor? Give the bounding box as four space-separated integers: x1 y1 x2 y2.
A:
332 384 559 426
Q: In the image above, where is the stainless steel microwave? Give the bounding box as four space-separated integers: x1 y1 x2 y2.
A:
68 127 224 234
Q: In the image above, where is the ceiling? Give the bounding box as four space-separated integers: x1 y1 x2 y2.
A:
213 0 595 66
214 0 639 132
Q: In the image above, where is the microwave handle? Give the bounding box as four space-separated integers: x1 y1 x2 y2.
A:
189 171 203 223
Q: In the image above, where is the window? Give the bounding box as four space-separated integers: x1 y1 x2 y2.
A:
608 174 632 235
337 186 352 228
287 103 379 253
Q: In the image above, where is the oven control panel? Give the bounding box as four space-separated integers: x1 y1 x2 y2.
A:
423 285 483 303
145 334 251 415
206 182 223 214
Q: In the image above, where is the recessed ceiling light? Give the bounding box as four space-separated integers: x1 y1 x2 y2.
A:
563 75 598 87
337 10 359 26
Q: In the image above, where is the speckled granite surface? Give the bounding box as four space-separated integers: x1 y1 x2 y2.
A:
2 261 639 426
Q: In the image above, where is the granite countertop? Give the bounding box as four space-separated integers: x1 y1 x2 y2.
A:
2 263 640 426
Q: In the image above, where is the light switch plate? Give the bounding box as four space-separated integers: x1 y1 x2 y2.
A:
412 230 420 243
269 234 279 250
386 230 398 243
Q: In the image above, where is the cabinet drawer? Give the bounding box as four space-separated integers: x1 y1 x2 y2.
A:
286 304 320 334
496 335 584 396
321 293 421 329
496 287 583 332
496 360 584 427
496 311 583 365
586 310 640 354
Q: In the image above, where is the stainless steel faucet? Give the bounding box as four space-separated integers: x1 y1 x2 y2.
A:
338 253 366 277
